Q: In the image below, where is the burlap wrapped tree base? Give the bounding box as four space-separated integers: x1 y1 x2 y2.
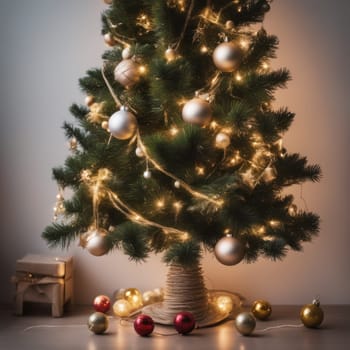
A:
142 263 242 327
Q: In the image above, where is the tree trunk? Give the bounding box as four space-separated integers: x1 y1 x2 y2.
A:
142 261 233 326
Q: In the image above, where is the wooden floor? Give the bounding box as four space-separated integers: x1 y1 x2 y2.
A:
0 304 349 349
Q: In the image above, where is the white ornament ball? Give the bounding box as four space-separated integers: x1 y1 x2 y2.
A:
215 132 231 149
214 235 245 266
213 41 242 72
174 180 181 189
114 59 141 88
122 47 133 60
85 229 108 256
135 147 144 157
182 98 212 126
143 170 152 179
108 106 137 140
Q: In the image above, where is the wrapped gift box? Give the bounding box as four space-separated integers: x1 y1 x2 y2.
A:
13 254 73 317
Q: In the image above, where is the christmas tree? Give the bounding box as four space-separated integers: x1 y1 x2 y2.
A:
43 0 320 324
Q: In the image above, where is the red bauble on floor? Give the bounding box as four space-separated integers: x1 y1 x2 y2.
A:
134 314 155 336
173 312 196 335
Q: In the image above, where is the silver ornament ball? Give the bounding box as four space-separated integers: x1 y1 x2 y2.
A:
85 229 109 257
214 235 245 266
182 98 212 126
135 147 144 157
122 47 133 60
108 106 137 140
143 170 152 179
88 312 109 334
215 132 231 149
114 59 141 88
213 41 242 72
235 312 256 336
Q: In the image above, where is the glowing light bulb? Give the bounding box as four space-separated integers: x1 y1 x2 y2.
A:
200 45 208 53
269 220 280 228
196 167 205 175
235 73 243 82
216 295 233 313
139 65 147 75
169 126 179 136
261 61 269 70
156 199 165 208
239 39 249 49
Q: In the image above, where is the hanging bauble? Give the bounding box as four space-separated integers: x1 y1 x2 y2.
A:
300 299 324 328
213 41 242 72
214 235 245 266
85 95 94 107
85 229 109 257
143 170 152 179
135 146 144 157
101 121 109 130
114 59 141 88
225 20 234 30
251 300 272 320
104 33 116 46
124 288 143 309
235 312 256 336
173 312 196 335
113 299 132 317
215 132 231 149
122 47 133 60
182 97 212 126
108 106 137 140
93 295 111 313
134 314 155 337
165 47 176 62
174 180 181 189
87 312 109 334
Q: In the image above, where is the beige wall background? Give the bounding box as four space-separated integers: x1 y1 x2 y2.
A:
0 0 349 305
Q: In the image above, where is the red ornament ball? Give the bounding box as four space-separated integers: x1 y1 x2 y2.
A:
93 295 111 313
134 314 155 337
173 312 196 335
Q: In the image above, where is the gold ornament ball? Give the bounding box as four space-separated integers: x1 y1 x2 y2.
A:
235 312 256 336
300 301 324 328
104 33 116 46
87 312 109 334
214 235 245 266
213 41 242 72
101 121 109 130
182 97 212 126
113 299 132 317
124 288 143 309
85 95 94 107
215 132 231 149
251 300 272 320
165 47 176 62
85 229 108 256
225 20 234 29
114 59 141 88
108 106 137 140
